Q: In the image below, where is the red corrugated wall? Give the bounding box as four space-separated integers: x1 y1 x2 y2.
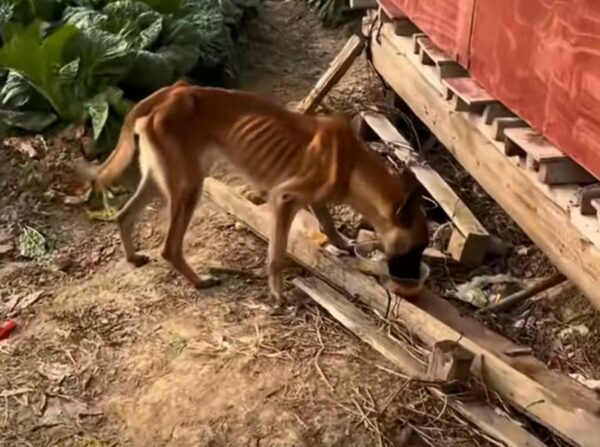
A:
379 0 600 180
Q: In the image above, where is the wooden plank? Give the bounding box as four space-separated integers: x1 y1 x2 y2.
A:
297 35 365 115
481 274 566 314
371 23 600 315
579 184 600 216
294 277 547 447
360 111 491 257
293 277 425 377
491 117 527 142
203 177 600 446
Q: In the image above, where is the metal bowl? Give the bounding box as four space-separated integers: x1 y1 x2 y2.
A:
354 240 431 294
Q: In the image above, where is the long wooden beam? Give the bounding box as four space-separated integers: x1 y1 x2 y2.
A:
294 277 547 447
202 177 600 447
369 22 600 313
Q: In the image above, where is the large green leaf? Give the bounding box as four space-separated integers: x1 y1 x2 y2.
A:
0 21 81 120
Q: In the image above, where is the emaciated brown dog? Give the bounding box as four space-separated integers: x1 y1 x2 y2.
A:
83 81 429 301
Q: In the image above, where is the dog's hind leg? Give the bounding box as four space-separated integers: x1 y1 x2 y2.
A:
116 172 158 267
161 179 221 290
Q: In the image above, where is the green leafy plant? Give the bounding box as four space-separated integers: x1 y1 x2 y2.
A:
0 0 259 156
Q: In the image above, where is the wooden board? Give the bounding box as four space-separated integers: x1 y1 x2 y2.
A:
378 0 474 66
297 35 364 115
370 23 600 318
294 277 547 447
203 177 600 446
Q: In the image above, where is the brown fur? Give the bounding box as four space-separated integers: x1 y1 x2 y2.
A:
85 82 429 300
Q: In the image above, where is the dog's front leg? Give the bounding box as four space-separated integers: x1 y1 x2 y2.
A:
267 195 300 304
309 204 355 252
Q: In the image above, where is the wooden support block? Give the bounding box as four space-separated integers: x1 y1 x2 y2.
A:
538 160 597 185
418 37 448 66
491 117 527 142
579 184 600 215
483 103 513 125
443 77 495 114
412 33 426 54
592 199 600 218
504 127 566 163
298 35 365 115
426 340 475 386
504 137 526 158
447 228 487 267
418 38 467 79
392 17 421 36
379 6 420 37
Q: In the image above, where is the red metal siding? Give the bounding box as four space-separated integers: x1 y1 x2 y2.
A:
382 0 474 66
470 0 600 180
379 0 600 180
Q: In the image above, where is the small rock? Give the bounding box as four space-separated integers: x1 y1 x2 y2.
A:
569 373 600 391
513 319 526 330
54 254 74 271
234 222 245 232
559 324 589 339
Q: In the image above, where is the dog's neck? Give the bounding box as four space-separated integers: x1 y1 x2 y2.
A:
345 153 405 235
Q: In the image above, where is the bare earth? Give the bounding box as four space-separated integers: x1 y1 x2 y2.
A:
1 2 600 447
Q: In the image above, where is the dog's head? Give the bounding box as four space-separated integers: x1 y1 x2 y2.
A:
380 171 429 294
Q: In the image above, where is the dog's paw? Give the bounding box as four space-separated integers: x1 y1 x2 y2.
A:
128 254 151 267
194 274 221 290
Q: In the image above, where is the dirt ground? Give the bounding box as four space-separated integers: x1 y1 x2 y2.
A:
2 1 600 446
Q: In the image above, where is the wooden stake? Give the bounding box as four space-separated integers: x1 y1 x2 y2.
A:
481 274 566 314
297 35 365 115
426 340 474 386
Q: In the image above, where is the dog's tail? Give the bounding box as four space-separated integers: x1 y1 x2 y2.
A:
79 81 190 191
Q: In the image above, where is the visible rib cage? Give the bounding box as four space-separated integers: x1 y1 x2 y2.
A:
83 82 429 300
227 114 306 188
